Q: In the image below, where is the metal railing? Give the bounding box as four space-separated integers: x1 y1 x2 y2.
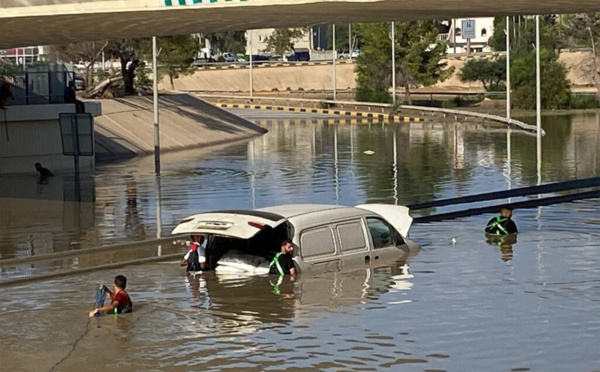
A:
194 93 543 134
1 64 73 106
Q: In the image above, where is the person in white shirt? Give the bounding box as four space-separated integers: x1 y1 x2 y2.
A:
180 234 207 272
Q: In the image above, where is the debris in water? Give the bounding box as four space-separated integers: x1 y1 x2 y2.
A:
364 150 375 155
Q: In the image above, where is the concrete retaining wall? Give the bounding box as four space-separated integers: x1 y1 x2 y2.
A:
168 51 594 93
163 63 356 92
94 93 267 161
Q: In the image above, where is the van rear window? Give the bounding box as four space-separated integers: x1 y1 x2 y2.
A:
300 227 336 259
337 222 367 252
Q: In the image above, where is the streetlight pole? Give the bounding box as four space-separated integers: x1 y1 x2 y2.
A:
349 24 352 55
391 21 396 104
536 15 542 186
453 19 457 55
506 16 511 123
249 30 254 98
333 24 337 100
152 36 160 175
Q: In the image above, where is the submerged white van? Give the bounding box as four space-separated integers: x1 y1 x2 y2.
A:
172 204 419 274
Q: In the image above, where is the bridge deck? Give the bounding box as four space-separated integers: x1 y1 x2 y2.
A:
2 0 600 49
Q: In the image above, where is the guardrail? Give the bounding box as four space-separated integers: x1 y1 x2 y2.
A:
190 59 354 70
194 93 544 134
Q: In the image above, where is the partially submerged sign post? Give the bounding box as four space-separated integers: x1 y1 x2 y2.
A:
461 19 475 55
59 113 94 177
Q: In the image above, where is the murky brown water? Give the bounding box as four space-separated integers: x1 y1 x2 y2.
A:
1 112 600 371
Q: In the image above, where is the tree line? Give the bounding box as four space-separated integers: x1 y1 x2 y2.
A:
461 14 600 109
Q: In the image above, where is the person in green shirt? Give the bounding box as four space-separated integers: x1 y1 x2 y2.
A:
485 206 518 236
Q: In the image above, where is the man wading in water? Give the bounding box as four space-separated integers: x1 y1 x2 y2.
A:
269 239 297 296
269 239 297 277
485 206 518 236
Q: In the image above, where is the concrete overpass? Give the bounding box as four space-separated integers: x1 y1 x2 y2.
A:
2 0 600 49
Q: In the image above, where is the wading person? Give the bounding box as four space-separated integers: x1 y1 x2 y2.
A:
89 275 133 317
180 234 207 273
485 206 518 236
35 162 54 178
269 239 296 277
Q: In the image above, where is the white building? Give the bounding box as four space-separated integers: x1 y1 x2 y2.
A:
246 28 312 55
438 17 495 54
0 46 47 65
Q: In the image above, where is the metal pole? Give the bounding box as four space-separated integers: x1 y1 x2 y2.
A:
156 176 162 240
333 24 337 100
249 30 254 98
536 15 542 186
152 36 161 175
71 116 80 178
393 128 398 205
392 21 396 104
334 125 339 204
453 19 457 55
506 16 511 122
349 24 352 55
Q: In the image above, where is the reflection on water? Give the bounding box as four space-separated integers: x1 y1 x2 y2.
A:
0 262 416 371
1 113 600 370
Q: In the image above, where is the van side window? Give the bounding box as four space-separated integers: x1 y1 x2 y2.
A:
300 227 336 259
337 221 367 252
366 218 403 249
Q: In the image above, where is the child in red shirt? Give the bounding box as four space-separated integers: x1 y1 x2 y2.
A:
89 275 133 317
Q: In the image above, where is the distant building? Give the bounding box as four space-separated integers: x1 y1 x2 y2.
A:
437 18 495 54
0 46 47 65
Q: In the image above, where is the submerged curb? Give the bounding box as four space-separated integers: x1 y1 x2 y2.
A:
213 102 422 123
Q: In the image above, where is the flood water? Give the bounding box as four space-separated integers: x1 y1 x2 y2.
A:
1 112 600 371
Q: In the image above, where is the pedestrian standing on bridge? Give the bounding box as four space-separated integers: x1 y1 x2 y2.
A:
485 206 518 236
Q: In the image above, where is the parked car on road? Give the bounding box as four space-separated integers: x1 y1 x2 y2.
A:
285 49 311 62
191 57 215 67
338 50 351 60
250 54 271 64
222 53 236 63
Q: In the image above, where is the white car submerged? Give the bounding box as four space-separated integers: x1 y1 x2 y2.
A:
172 204 419 275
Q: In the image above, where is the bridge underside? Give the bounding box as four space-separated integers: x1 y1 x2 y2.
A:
2 0 600 49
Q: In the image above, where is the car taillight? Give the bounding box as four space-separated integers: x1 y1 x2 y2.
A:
248 221 265 229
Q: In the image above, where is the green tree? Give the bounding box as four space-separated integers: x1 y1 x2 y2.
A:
560 13 600 103
460 57 506 91
266 28 306 57
0 61 19 80
327 24 362 51
489 16 561 54
47 41 108 91
511 48 571 110
141 35 199 89
355 21 453 104
205 31 247 55
105 39 146 96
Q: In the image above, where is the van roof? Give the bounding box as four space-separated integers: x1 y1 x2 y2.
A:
257 204 345 219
